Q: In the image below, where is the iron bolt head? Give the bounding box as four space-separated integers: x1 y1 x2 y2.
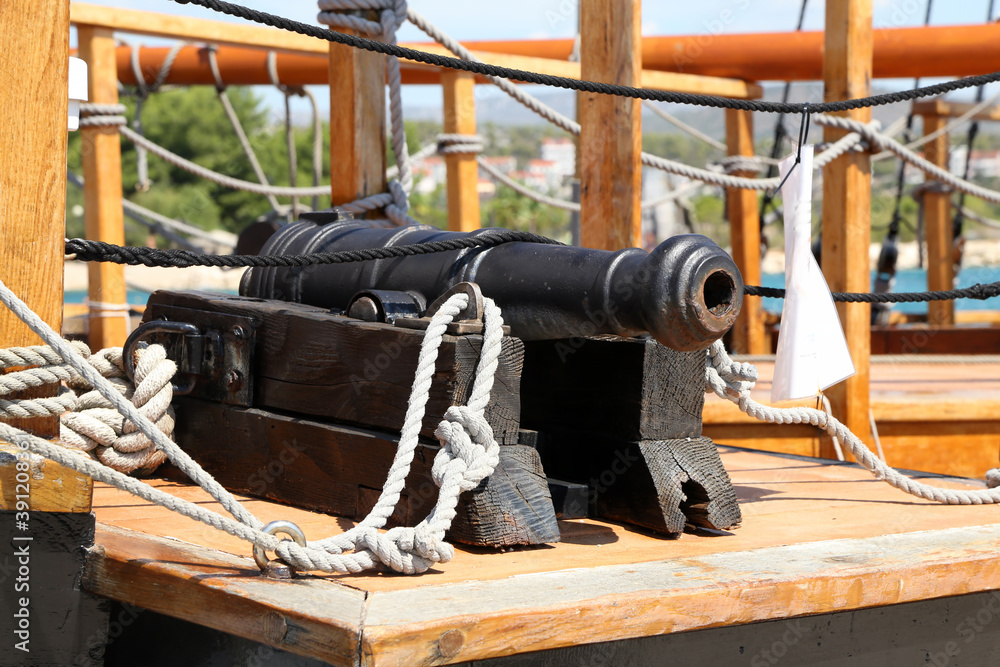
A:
226 370 244 391
262 560 293 580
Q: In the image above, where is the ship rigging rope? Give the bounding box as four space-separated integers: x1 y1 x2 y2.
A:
207 45 282 212
0 275 505 575
67 171 235 253
130 42 187 192
171 0 1000 115
102 0 1000 216
85 97 1000 205
706 341 1000 500
404 7 872 191
118 125 331 198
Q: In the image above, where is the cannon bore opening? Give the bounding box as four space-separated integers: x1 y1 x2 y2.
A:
702 270 736 317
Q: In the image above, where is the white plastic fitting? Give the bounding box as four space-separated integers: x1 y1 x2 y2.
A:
68 57 89 131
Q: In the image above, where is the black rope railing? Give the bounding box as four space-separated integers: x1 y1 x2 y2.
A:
64 231 560 268
66 237 1000 304
171 0 1000 115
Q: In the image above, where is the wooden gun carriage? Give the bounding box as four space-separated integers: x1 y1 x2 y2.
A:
134 218 746 548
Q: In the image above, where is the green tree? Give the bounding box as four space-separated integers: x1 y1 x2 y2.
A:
67 86 332 242
482 185 570 239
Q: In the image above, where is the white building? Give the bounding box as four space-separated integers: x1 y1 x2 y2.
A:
540 137 576 177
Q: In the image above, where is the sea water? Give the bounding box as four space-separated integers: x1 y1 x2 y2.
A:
757 265 1000 315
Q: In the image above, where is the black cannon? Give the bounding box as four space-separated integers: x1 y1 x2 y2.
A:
139 217 744 548
240 220 744 352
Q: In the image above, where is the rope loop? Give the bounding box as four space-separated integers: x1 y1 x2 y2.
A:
79 103 128 128
705 341 1000 505
437 133 485 155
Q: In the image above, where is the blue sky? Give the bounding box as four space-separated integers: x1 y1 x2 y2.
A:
84 0 997 38
79 0 998 111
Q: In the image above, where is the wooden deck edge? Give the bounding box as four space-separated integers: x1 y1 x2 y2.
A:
83 524 367 667
359 523 1000 665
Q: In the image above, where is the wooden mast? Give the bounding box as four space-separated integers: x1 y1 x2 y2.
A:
921 111 955 326
79 24 129 349
579 0 642 250
328 16 387 211
442 70 481 232
0 1 69 351
821 0 873 449
725 109 766 354
0 1 93 508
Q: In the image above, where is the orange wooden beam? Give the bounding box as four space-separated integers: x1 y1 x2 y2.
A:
108 44 759 97
453 23 1000 81
114 45 447 88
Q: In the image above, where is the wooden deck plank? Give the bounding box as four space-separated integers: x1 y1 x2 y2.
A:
360 524 1000 664
85 525 366 667
90 449 1000 590
85 447 1000 664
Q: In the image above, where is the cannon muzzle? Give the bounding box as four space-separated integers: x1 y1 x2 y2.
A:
240 221 743 351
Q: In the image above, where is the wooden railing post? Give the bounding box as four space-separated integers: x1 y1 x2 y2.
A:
725 108 766 354
1 1 93 510
328 19 387 211
922 112 955 326
821 0 873 450
0 2 69 351
579 0 642 250
79 24 129 349
442 70 481 232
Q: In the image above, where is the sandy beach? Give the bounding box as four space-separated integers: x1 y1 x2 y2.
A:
64 261 245 294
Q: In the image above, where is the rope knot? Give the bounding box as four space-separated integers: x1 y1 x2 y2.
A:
432 405 498 491
60 344 177 475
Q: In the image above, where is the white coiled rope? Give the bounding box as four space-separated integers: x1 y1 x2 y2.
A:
0 271 503 574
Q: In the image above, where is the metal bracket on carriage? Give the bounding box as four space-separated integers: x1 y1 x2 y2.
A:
347 282 512 336
123 305 257 407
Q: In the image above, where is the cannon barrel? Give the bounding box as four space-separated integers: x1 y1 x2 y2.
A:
240 221 743 351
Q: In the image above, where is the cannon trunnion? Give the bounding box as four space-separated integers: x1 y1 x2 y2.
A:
148 221 745 548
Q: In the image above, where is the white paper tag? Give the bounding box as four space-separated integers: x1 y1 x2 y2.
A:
771 145 855 403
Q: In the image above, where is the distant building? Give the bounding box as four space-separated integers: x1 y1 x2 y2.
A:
949 146 1000 179
477 177 496 197
526 159 563 191
413 156 446 195
508 169 549 191
540 137 576 177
